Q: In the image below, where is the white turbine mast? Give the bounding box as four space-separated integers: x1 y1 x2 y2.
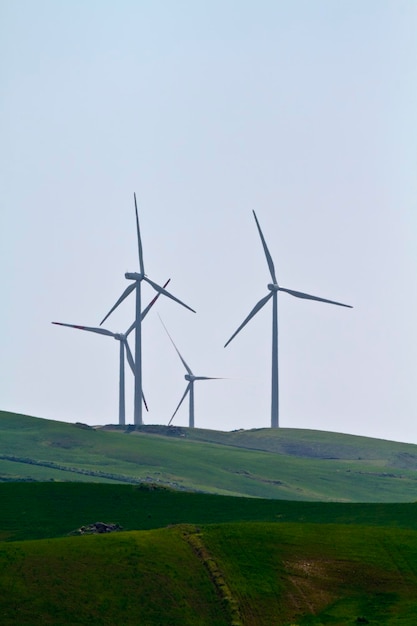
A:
100 194 195 425
225 210 352 428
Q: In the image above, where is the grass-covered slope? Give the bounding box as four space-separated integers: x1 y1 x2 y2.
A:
0 527 230 626
2 410 417 501
2 482 417 543
1 522 417 625
179 423 417 464
202 522 417 625
2 482 417 624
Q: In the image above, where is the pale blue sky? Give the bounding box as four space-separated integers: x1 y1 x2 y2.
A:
1 1 416 442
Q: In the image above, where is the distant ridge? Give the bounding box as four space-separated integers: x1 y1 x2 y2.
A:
1 410 417 501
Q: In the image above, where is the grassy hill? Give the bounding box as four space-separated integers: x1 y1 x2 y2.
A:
2 410 417 501
2 482 417 543
2 410 417 624
2 480 417 624
1 520 417 625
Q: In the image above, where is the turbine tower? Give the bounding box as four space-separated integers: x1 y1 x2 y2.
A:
160 317 221 428
225 211 352 429
100 194 195 426
52 282 169 425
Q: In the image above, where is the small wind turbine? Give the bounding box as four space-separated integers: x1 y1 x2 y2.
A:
100 194 195 426
225 211 352 429
53 281 170 425
160 317 222 428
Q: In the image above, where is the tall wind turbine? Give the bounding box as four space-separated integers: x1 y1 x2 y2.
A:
160 317 221 428
52 282 170 425
225 211 352 429
52 321 139 426
100 194 195 426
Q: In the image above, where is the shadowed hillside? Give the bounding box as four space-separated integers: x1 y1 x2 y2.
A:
1 482 417 543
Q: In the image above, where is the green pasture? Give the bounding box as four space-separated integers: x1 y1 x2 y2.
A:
2 396 417 624
202 522 417 625
0 527 229 626
1 522 417 625
1 482 417 542
2 410 417 501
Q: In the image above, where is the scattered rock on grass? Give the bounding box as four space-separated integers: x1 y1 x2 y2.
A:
70 522 123 535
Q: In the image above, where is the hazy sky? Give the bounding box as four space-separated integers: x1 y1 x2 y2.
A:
1 1 416 443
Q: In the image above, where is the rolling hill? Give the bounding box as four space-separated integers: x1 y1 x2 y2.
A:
1 519 417 625
2 414 417 626
1 410 417 501
2 482 417 625
1 482 417 544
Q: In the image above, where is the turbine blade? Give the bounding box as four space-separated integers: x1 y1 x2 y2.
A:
100 283 136 326
224 292 273 347
122 338 147 410
144 277 195 313
125 279 172 337
52 322 115 337
253 211 278 284
125 321 136 338
194 376 223 381
168 383 190 426
134 193 145 275
119 334 147 411
140 278 171 322
159 315 193 375
124 339 135 374
142 391 149 412
279 287 353 308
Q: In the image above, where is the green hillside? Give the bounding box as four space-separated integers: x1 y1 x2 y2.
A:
2 480 417 624
3 411 417 624
2 410 417 501
1 522 417 625
2 482 417 543
202 522 417 625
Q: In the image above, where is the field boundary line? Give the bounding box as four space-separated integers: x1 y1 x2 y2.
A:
181 525 243 626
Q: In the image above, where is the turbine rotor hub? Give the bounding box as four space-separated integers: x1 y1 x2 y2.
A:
185 375 195 382
267 283 279 292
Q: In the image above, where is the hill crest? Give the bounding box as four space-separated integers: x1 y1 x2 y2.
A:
1 410 417 501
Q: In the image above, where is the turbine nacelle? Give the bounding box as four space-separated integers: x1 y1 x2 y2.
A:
185 374 196 382
125 272 144 281
268 283 279 292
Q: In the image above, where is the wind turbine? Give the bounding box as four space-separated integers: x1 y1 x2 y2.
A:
100 194 195 426
52 321 138 426
52 282 170 425
160 317 222 428
225 211 352 429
